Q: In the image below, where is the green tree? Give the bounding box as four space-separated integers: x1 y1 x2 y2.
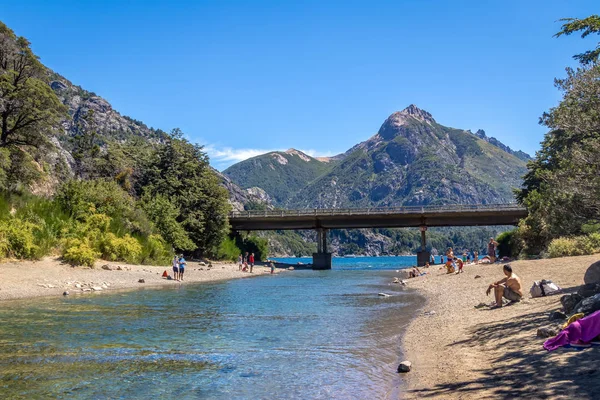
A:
141 193 196 252
139 129 231 257
0 22 67 148
517 16 600 254
555 15 600 64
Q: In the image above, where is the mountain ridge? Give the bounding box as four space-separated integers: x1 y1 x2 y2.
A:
225 105 529 209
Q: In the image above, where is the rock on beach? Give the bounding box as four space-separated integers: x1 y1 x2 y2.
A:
397 361 412 373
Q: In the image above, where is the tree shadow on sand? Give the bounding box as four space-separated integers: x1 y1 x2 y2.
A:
409 299 600 399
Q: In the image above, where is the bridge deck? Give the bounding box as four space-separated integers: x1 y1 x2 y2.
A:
229 204 527 231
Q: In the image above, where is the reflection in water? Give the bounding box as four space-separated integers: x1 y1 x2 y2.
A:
0 257 420 399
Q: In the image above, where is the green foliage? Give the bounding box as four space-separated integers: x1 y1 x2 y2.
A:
56 179 152 236
139 129 231 257
517 63 600 254
0 22 68 149
137 234 172 265
555 15 600 64
141 194 195 252
496 230 522 258
235 234 268 261
62 238 99 267
99 233 142 263
0 218 38 259
217 237 242 262
547 234 600 258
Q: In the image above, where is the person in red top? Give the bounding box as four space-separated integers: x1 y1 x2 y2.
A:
249 253 255 273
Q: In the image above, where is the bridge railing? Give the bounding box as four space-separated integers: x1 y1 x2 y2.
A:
230 203 525 218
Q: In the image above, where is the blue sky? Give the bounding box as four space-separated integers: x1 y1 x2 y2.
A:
3 0 598 170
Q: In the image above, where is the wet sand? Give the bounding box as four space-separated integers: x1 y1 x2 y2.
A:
400 254 600 399
0 257 276 301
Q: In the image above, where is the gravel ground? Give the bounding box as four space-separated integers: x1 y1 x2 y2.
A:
400 254 600 400
0 257 276 301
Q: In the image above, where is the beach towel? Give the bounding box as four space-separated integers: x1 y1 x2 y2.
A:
543 310 600 351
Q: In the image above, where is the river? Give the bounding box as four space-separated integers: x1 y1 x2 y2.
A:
0 256 422 399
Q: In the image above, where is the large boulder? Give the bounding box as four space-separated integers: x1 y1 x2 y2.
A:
584 260 600 284
561 293 583 314
574 293 600 315
577 283 600 299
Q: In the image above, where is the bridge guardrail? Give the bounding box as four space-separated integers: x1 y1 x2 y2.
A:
230 204 526 219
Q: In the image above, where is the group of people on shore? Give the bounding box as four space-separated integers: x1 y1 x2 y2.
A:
237 252 255 273
426 238 499 274
171 255 187 281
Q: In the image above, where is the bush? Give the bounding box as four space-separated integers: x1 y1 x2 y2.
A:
99 233 142 263
138 234 172 265
236 235 269 261
547 234 600 258
56 179 152 235
217 237 241 262
62 238 99 267
0 219 39 259
496 229 522 258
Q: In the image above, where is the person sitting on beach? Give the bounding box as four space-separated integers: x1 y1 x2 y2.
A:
409 267 423 278
486 264 523 308
444 261 455 274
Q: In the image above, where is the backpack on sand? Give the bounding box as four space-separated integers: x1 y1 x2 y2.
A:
530 279 562 298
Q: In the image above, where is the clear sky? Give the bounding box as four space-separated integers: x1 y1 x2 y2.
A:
2 1 598 170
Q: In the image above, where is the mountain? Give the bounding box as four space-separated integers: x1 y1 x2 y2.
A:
225 105 529 209
32 72 265 210
223 149 334 205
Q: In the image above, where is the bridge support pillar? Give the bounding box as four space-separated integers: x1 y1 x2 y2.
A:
416 225 430 267
313 228 332 270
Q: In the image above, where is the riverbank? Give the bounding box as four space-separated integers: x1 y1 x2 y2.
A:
0 257 276 301
401 254 600 399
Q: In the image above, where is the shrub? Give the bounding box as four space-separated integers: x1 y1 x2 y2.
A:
62 238 99 267
217 237 241 262
99 232 142 263
496 229 523 258
0 219 39 259
547 234 600 258
138 234 172 265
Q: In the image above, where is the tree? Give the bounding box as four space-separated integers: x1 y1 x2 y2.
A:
555 15 600 64
0 22 67 148
517 16 600 254
139 129 231 257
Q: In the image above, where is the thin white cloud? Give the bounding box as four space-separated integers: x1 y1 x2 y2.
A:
205 145 337 170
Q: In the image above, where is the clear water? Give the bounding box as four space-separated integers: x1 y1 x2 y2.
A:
0 256 420 399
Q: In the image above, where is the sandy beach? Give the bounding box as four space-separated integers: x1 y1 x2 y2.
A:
0 257 277 301
401 254 600 399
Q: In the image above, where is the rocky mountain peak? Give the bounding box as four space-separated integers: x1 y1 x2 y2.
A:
284 148 312 162
398 104 435 123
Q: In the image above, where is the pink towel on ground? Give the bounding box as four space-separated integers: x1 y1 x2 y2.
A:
544 310 600 351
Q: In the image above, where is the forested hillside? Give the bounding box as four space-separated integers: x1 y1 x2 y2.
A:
0 21 261 265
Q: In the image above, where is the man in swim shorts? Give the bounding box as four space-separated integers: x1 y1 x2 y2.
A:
486 264 523 308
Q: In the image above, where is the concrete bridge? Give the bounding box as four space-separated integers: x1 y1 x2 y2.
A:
229 204 528 269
